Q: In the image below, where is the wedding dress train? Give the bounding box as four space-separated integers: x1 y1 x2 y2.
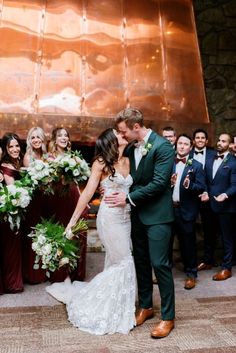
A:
46 173 136 335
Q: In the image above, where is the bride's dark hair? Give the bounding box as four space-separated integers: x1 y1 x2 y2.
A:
94 128 119 177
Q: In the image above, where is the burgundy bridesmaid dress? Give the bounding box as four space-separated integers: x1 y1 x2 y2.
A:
44 181 88 283
22 189 47 284
0 166 24 293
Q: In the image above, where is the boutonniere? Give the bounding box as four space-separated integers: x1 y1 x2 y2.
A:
223 156 229 163
186 158 193 166
141 143 152 156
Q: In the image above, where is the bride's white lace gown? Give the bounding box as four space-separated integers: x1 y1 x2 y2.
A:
46 173 136 335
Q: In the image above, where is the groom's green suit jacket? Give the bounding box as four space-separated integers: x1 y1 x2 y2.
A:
126 131 175 225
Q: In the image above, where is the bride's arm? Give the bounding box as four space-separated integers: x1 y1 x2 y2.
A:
66 160 104 230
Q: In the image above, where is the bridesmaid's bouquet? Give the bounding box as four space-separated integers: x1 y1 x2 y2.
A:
0 182 33 230
21 160 59 194
51 151 91 185
28 218 88 277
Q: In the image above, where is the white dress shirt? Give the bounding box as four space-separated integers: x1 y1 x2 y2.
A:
128 129 152 206
134 129 152 169
212 152 229 179
193 147 206 167
172 156 189 202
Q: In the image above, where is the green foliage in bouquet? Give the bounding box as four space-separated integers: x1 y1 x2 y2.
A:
28 218 88 277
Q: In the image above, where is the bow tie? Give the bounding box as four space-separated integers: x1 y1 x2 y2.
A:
194 150 204 155
175 157 186 164
134 140 145 148
215 154 224 160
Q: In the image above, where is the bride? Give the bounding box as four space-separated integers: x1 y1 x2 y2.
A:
46 128 136 335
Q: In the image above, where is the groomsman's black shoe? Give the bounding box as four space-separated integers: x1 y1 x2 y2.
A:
135 308 154 326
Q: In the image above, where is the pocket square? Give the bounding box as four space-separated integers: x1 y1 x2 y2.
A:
223 165 230 169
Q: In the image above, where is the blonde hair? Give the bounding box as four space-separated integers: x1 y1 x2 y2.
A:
48 127 71 156
26 127 47 156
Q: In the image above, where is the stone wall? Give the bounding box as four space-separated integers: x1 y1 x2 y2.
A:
193 0 236 140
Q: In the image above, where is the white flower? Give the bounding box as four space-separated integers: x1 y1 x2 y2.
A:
32 242 41 252
141 143 152 156
41 243 52 255
68 159 76 167
141 148 148 156
72 169 80 177
7 184 17 196
37 234 47 245
34 160 46 171
59 257 69 267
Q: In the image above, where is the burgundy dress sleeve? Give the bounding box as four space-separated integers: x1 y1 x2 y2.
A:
0 165 23 293
0 165 20 180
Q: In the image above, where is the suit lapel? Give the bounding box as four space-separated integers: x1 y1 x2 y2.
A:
130 131 156 180
213 154 230 179
129 147 136 178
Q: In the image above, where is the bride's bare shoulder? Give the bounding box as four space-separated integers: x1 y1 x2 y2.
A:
92 158 105 171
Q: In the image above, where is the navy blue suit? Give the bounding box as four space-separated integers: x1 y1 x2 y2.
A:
204 153 236 269
190 147 217 266
172 158 206 277
189 147 216 164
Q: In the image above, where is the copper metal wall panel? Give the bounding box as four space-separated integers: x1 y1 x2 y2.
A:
160 0 208 122
0 0 209 141
125 0 165 119
39 1 83 115
0 0 43 113
84 0 126 117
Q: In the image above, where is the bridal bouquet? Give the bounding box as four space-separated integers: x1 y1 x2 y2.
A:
51 151 91 185
0 182 32 230
21 160 58 194
28 218 88 277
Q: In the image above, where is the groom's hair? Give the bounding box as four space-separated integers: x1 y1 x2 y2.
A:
115 108 144 128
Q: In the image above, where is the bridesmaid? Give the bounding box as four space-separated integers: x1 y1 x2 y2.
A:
0 133 24 293
23 127 47 166
0 171 3 295
46 127 88 282
22 127 48 284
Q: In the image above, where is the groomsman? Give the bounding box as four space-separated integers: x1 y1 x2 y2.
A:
162 126 177 147
189 129 217 271
201 133 236 280
171 134 205 289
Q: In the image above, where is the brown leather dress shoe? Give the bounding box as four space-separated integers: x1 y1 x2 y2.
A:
151 320 174 338
184 277 196 290
135 308 154 326
197 262 212 271
212 269 232 281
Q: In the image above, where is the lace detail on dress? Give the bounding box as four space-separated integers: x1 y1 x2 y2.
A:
46 173 136 335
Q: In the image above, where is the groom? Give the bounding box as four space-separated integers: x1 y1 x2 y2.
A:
104 108 175 338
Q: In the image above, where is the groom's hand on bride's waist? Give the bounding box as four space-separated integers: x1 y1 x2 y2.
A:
104 192 126 207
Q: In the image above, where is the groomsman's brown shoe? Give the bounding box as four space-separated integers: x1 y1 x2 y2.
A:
151 320 174 338
135 308 154 326
212 269 232 281
184 277 196 290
